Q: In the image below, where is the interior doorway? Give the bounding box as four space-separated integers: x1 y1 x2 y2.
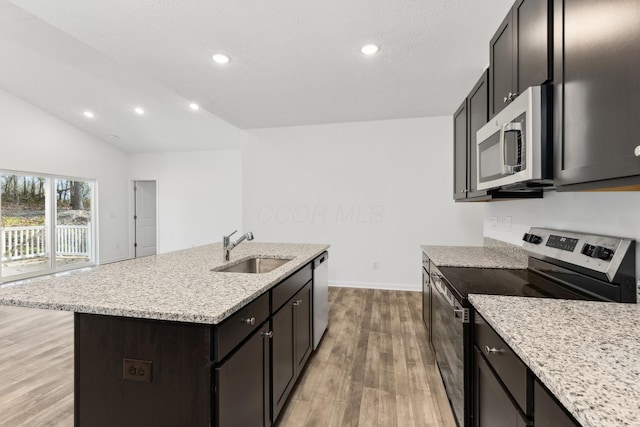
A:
133 180 157 257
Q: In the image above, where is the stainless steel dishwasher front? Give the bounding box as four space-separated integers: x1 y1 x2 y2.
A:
312 252 329 350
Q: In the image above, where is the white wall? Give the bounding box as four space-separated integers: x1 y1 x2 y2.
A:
128 150 243 254
484 191 640 277
243 117 484 291
0 89 129 263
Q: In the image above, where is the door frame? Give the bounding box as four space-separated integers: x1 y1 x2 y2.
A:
129 179 159 259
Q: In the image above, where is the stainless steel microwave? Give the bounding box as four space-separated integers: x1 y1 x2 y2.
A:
476 85 553 191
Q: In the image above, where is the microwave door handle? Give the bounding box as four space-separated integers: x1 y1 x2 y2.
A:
499 123 507 174
504 122 524 173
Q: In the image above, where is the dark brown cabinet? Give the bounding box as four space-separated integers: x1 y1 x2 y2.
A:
272 281 313 421
534 380 580 427
466 71 491 199
490 0 551 118
473 347 530 427
453 98 469 200
215 322 271 427
473 312 532 426
553 0 640 190
454 72 489 201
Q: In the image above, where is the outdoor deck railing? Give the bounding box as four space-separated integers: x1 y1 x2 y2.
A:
1 225 91 260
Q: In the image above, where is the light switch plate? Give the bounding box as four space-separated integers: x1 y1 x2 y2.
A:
505 216 512 232
489 216 498 231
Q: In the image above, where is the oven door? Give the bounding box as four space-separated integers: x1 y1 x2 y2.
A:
431 270 467 427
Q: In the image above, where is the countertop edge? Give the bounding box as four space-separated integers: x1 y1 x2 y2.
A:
0 243 330 325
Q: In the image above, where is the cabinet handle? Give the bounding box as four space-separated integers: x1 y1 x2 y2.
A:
261 331 273 338
503 96 508 103
459 189 468 193
242 317 256 325
484 345 502 355
634 145 640 157
292 299 303 307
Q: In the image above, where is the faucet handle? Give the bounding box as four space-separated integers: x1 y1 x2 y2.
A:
225 230 238 239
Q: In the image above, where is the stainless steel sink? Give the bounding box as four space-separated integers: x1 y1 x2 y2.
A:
213 257 292 274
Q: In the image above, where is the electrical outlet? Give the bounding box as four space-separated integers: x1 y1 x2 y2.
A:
489 216 498 231
123 358 153 383
505 216 512 232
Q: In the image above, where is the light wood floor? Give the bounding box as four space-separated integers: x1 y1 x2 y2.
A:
0 288 455 427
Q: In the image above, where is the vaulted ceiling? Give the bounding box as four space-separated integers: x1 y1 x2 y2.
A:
0 0 513 152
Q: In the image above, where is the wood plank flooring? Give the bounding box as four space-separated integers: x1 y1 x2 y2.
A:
277 288 455 427
0 287 455 427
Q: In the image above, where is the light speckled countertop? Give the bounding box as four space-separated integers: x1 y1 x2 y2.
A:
0 242 328 324
470 295 640 427
421 241 527 269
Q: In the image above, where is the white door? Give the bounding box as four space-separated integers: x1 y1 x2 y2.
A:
134 181 157 257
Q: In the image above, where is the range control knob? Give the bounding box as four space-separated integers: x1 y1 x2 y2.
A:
581 244 596 257
594 246 614 261
523 233 542 244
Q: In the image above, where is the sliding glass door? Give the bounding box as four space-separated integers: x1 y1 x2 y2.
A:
1 171 95 282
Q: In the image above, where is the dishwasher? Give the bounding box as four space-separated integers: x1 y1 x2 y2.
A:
312 252 329 350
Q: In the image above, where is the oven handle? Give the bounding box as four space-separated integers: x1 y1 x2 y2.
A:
431 273 469 323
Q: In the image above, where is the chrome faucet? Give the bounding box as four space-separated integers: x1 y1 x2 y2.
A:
222 230 254 261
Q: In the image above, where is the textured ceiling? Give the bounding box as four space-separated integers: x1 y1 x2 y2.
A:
1 0 514 152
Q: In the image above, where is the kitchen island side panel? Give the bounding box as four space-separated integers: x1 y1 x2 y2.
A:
74 313 212 427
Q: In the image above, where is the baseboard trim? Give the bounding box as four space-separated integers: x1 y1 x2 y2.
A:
329 281 420 292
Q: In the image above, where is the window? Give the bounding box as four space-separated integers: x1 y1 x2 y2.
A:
0 171 95 282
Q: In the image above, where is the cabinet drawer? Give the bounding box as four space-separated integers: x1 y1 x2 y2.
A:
474 313 531 415
214 292 270 362
272 263 312 313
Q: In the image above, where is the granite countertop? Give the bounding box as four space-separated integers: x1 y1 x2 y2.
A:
421 242 527 269
470 294 640 427
0 242 329 324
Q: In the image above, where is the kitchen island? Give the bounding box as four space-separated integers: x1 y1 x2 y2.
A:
0 242 329 427
470 294 640 427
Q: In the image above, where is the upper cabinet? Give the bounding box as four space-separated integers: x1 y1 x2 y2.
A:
490 0 552 118
453 98 469 200
454 72 490 201
554 0 640 190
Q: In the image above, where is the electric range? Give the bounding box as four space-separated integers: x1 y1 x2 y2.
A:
426 227 636 427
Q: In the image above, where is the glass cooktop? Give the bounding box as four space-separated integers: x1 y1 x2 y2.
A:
437 266 592 304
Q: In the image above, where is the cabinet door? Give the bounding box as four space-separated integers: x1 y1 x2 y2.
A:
294 282 312 373
474 347 529 427
467 70 490 198
489 12 515 118
272 302 296 421
514 0 551 93
554 0 640 189
215 323 271 427
453 99 469 200
534 380 580 427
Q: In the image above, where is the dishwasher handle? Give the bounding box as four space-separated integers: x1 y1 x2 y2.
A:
313 252 329 269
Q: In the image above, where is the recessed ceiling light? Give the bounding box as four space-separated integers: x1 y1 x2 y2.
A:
212 54 230 64
134 107 145 115
83 111 94 119
189 103 200 111
361 44 379 55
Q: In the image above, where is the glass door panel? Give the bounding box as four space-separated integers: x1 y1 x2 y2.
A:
1 174 51 279
55 179 93 269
